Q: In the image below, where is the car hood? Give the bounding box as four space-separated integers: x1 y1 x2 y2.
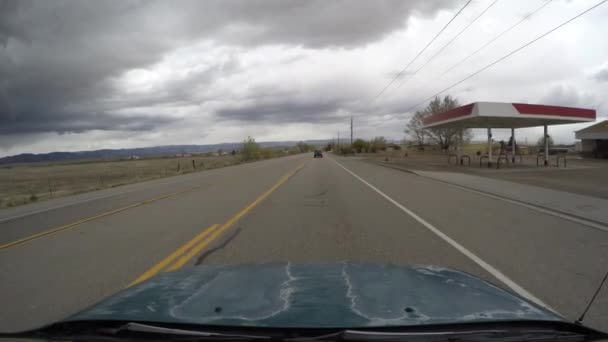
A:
67 263 561 328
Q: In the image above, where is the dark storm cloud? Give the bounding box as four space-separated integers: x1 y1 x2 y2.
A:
213 83 417 124
217 100 345 123
104 56 242 112
1 0 180 135
0 111 175 135
539 85 607 117
213 78 369 124
0 0 21 46
198 0 459 48
593 67 608 82
0 0 456 137
540 85 587 107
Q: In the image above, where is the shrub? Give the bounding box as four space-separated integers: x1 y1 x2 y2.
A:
260 148 275 159
242 136 261 161
352 139 369 153
296 142 312 153
339 146 352 155
369 136 387 152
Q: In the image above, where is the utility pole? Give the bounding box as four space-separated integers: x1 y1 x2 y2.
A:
350 116 353 146
337 132 340 148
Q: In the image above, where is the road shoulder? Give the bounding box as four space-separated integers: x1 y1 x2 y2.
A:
367 160 608 229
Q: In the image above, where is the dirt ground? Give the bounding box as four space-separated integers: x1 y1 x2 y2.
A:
363 149 608 199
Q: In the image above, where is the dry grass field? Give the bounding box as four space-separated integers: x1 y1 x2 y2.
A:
0 152 288 208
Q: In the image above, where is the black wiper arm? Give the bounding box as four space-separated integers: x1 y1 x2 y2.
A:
104 322 271 340
340 329 585 342
288 329 587 342
285 330 505 342
342 329 506 342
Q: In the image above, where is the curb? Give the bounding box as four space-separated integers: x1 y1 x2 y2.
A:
365 160 422 176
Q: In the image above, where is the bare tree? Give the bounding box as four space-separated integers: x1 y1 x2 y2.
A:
405 95 470 151
404 111 426 147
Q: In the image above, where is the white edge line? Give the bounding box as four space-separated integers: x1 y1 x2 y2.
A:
329 157 558 315
0 168 216 224
0 173 207 223
0 188 138 224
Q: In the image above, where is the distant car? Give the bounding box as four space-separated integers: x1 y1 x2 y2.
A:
313 150 323 158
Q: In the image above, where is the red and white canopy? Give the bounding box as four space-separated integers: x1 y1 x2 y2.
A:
421 102 596 129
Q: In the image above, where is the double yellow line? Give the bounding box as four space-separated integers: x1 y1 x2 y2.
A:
129 161 307 286
129 223 220 286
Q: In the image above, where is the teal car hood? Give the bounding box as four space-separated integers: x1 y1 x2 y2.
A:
68 263 561 328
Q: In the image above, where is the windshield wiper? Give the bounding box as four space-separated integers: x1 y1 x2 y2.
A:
288 329 587 342
100 322 272 340
2 323 596 342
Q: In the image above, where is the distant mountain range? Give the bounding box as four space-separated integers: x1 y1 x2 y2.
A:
0 140 332 165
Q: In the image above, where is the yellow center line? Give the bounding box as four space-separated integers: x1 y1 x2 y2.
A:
0 184 212 251
167 161 307 271
128 224 219 287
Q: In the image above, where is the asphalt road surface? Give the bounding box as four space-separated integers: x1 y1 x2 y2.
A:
1 153 607 332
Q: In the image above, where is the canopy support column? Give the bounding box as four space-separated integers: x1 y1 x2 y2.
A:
457 129 463 165
544 125 549 166
511 128 515 163
487 128 493 167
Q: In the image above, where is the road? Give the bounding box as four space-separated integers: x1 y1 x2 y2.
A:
1 153 607 332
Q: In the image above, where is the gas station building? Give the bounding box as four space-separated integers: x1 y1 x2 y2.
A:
575 120 608 159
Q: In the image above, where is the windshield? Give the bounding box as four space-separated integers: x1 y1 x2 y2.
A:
1 0 608 340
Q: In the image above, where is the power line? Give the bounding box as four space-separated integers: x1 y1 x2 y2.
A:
373 0 473 100
397 0 500 90
403 0 608 113
440 0 555 77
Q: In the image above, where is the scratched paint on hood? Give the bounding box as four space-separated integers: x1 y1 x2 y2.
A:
68 263 560 328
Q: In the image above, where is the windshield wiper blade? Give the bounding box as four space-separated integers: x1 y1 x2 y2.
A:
285 330 504 342
103 322 271 340
288 329 587 342
339 329 585 342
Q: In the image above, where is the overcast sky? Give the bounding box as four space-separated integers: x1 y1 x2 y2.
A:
1 0 608 156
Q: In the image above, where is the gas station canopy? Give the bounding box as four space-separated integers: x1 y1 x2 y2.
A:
420 102 596 167
421 102 595 129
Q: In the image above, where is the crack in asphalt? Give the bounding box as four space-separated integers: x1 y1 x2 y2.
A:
194 226 243 265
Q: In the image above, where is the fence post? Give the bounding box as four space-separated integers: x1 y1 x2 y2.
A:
48 179 54 198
